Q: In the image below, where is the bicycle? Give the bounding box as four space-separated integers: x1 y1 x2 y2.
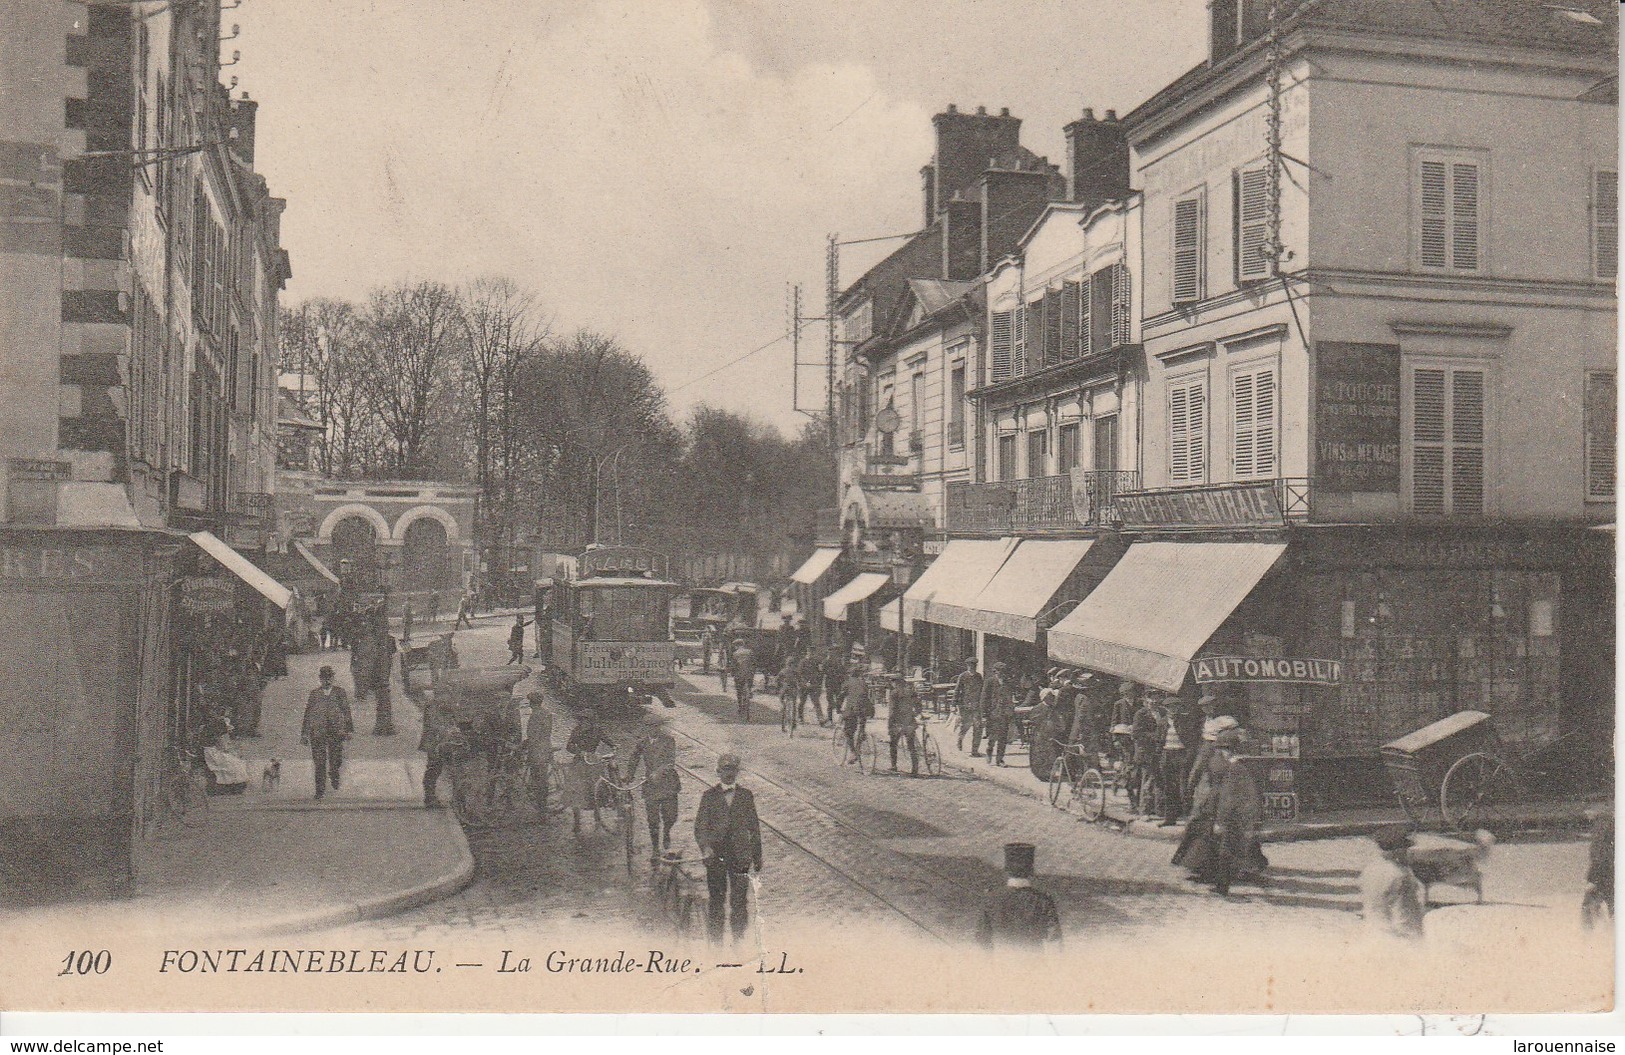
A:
1048 741 1109 822
595 750 648 875
654 850 707 936
862 716 943 777
832 718 872 772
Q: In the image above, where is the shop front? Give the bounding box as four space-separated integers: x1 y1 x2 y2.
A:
822 571 892 658
789 546 845 649
0 527 179 901
901 537 1019 674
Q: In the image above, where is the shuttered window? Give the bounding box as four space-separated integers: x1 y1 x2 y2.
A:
1408 364 1486 516
990 311 1014 381
1593 170 1617 281
1112 261 1131 346
1416 150 1483 273
1231 365 1278 480
1172 193 1205 304
1025 299 1043 374
1235 165 1272 282
1060 281 1081 359
1027 429 1049 479
1044 288 1063 365
1011 301 1026 378
1078 273 1093 357
1585 371 1616 501
1090 267 1114 354
998 433 1018 482
1057 422 1081 475
1168 374 1208 485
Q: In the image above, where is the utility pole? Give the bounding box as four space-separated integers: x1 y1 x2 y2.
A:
825 233 839 455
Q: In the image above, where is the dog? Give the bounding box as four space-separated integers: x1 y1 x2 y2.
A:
1409 829 1495 904
261 758 282 793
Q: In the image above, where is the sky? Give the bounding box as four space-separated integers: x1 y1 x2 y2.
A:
236 0 1208 436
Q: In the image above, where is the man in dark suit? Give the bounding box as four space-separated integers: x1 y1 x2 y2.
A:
977 842 1061 951
301 665 354 800
694 752 763 943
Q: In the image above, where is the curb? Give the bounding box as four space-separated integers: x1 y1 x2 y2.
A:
208 807 476 941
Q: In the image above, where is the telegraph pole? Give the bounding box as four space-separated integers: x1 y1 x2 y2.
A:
825 233 839 454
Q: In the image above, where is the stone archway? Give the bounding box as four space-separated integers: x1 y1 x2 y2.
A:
329 514 381 587
317 502 391 543
391 504 460 542
400 517 452 592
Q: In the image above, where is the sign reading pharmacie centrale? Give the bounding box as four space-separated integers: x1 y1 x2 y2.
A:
1113 481 1284 530
1192 655 1342 685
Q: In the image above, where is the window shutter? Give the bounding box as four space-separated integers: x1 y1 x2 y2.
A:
990 311 1013 381
1044 289 1063 366
1410 367 1447 515
1079 273 1092 357
1090 268 1113 354
1025 299 1043 374
1112 261 1131 346
1451 163 1480 272
1235 166 1272 281
1169 377 1206 485
1060 281 1080 359
1450 369 1485 515
1231 366 1278 481
1594 171 1618 281
1172 196 1203 303
1419 160 1449 270
1011 301 1026 377
1586 371 1617 500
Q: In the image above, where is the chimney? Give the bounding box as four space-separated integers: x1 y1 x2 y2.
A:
980 168 1054 273
1064 107 1130 207
921 163 936 227
227 96 258 164
929 105 1023 220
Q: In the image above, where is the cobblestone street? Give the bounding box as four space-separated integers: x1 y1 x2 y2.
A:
318 624 1596 958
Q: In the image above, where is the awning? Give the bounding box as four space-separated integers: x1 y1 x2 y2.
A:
1047 541 1287 692
903 537 1020 631
790 547 842 586
291 539 341 585
942 538 1095 643
823 572 889 622
879 598 902 633
188 531 293 610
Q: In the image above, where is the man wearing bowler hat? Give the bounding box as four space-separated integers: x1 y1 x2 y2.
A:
694 752 763 943
976 842 1061 950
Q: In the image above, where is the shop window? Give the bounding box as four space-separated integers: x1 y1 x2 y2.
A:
1585 370 1616 501
1231 364 1278 479
1407 364 1486 516
1168 374 1208 485
1057 422 1081 475
1415 149 1483 273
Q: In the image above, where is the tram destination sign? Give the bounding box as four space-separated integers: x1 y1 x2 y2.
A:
1192 655 1342 685
578 546 669 580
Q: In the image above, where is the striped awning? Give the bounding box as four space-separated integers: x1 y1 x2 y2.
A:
1047 541 1286 692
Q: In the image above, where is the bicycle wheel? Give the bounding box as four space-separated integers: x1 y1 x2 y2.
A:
1048 757 1069 807
860 732 879 774
1077 768 1107 822
922 731 942 777
1442 752 1519 832
595 776 622 833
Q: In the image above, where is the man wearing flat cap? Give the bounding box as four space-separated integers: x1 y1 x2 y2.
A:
977 842 1061 950
694 752 763 943
1359 826 1424 940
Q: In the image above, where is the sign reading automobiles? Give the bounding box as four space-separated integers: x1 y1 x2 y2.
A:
1192 656 1342 685
576 641 675 684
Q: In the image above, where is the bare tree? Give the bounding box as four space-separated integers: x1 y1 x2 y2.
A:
279 298 383 477
359 281 464 477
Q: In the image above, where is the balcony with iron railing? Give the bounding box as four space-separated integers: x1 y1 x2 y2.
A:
945 470 1139 535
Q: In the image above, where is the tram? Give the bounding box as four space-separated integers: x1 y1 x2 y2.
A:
547 545 680 712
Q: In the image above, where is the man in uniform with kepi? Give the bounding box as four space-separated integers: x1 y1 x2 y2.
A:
977 842 1062 951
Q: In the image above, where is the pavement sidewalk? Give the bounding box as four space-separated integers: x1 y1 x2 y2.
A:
1 647 474 942
931 725 1604 844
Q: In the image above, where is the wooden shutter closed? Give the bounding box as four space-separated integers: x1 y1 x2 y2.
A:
1410 367 1447 515
1090 268 1113 354
1594 171 1618 281
1026 299 1044 374
1044 289 1063 365
1079 273 1092 357
1169 376 1206 484
1451 162 1480 271
1112 261 1131 346
1060 281 1080 359
1450 369 1485 514
1012 300 1026 377
1235 166 1272 282
1419 160 1449 270
1232 367 1277 480
1586 371 1617 500
990 311 1014 381
1172 196 1203 303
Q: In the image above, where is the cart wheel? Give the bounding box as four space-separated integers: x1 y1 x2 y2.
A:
861 733 879 774
922 732 943 777
1077 768 1106 822
1442 752 1519 832
1394 777 1433 825
1048 758 1069 807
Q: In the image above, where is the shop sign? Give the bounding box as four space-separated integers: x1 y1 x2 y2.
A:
0 543 121 583
1115 482 1283 530
180 576 237 614
579 546 669 580
1314 342 1401 493
1263 791 1299 821
1193 655 1342 685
